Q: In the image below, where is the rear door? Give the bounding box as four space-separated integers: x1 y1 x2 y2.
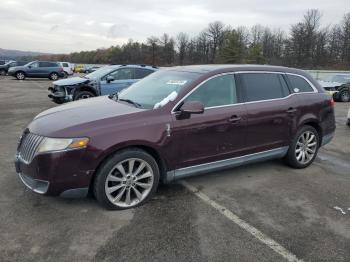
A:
238 72 292 153
100 68 135 95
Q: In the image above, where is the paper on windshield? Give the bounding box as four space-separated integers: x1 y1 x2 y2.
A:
154 91 178 109
166 80 187 85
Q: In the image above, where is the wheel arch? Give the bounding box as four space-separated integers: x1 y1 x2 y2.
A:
300 120 323 145
89 143 168 193
74 85 98 96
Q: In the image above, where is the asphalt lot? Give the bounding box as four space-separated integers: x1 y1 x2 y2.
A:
0 75 349 262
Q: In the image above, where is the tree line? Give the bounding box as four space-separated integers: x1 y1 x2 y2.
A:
35 9 350 69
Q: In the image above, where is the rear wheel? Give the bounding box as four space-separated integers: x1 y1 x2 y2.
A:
0 69 6 76
16 71 25 80
74 90 95 100
49 72 59 81
339 90 350 102
93 149 159 210
285 125 319 168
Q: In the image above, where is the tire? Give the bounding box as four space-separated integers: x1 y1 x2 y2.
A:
73 90 95 100
285 125 319 169
339 90 350 102
93 148 160 210
63 72 68 78
0 69 6 76
15 71 26 80
49 72 59 81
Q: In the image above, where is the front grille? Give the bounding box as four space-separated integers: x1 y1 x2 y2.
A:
18 133 45 163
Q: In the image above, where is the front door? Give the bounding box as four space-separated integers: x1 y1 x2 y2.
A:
171 74 247 169
100 68 135 95
238 72 292 153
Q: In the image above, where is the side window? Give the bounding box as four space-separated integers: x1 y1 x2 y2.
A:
185 74 237 108
135 69 153 79
39 62 50 67
241 73 289 102
108 68 134 80
287 75 314 93
62 63 69 67
30 62 39 68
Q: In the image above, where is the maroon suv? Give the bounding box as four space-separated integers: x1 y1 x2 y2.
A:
14 65 335 209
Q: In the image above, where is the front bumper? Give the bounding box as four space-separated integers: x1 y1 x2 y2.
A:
48 86 72 104
14 148 94 198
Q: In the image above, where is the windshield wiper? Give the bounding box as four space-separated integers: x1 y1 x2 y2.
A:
119 98 142 108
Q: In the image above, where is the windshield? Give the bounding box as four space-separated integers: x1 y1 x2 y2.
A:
24 61 35 67
85 66 113 79
118 70 200 109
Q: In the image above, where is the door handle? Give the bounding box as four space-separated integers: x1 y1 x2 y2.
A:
286 107 297 114
228 115 241 123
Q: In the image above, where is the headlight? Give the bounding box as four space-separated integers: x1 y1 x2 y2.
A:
37 137 89 153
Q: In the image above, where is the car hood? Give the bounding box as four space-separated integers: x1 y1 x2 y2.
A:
53 77 91 86
28 96 144 137
8 66 26 71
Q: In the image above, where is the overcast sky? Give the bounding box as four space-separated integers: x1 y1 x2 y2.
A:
0 0 348 53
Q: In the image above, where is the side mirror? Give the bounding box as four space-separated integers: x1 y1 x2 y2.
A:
177 101 204 118
106 75 114 83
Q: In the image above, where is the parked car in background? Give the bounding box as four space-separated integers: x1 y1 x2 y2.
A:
0 60 6 65
15 65 335 210
85 65 102 74
8 61 65 80
319 73 350 102
58 62 74 77
0 60 16 75
74 64 86 73
48 64 158 103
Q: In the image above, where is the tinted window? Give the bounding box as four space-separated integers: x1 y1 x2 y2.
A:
62 63 69 67
135 68 153 79
287 75 314 93
186 74 237 108
39 62 57 67
241 73 289 102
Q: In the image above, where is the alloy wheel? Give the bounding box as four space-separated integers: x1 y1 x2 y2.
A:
78 94 91 99
104 158 154 208
51 74 58 80
17 72 24 80
295 131 317 164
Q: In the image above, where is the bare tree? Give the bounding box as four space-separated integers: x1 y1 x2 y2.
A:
177 32 189 65
205 21 225 63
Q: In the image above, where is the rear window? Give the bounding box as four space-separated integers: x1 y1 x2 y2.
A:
287 75 314 93
240 73 290 102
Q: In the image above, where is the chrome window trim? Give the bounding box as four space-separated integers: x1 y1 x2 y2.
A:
171 71 319 113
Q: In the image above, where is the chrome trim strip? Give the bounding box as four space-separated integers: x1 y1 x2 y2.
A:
166 146 289 182
171 71 318 113
18 173 49 194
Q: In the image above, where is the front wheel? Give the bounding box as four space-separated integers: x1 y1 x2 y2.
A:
93 149 160 210
49 72 59 81
74 90 95 100
0 69 6 76
285 126 319 169
16 71 25 80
